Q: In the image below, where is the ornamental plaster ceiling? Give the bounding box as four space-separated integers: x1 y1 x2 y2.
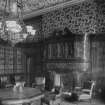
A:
0 0 86 20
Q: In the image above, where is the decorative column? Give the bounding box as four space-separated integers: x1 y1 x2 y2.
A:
83 33 90 71
75 33 90 87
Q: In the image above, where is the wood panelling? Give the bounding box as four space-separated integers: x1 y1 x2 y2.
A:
90 35 105 78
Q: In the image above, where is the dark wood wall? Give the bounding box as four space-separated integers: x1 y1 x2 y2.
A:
41 33 105 93
89 34 105 98
18 43 44 86
90 34 105 78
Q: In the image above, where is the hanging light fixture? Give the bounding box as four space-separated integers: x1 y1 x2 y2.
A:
0 0 36 46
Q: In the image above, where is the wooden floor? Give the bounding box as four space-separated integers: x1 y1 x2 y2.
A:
59 99 105 105
52 99 105 105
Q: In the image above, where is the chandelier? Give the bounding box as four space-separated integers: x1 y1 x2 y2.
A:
0 0 36 45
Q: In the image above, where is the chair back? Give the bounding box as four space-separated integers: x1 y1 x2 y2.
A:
82 80 95 97
90 81 95 97
15 81 25 87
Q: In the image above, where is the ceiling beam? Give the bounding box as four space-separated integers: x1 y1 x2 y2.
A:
23 0 86 20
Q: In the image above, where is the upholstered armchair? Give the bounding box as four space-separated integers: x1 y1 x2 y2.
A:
78 81 95 102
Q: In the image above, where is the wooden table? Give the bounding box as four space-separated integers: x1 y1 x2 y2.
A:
0 87 44 105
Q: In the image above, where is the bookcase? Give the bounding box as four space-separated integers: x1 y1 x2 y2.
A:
0 45 27 87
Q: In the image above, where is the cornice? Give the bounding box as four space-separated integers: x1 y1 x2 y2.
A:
23 0 86 19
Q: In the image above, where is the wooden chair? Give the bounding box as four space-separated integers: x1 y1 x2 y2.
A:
78 81 95 102
41 87 61 105
41 92 56 105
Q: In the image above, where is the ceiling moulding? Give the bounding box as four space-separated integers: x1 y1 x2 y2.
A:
23 0 86 20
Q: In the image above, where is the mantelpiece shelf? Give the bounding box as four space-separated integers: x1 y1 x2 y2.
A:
43 58 89 63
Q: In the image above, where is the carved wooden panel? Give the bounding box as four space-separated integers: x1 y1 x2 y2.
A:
43 42 74 60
